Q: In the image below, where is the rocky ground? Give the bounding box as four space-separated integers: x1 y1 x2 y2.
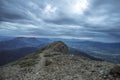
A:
0 41 120 80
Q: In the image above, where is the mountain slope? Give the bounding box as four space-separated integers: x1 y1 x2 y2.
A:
0 37 49 50
69 47 103 61
63 40 120 63
0 47 38 66
0 37 51 66
0 41 120 80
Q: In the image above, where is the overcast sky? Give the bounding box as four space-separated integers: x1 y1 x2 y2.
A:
0 0 120 42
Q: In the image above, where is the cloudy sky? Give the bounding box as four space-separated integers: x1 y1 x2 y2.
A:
0 0 120 42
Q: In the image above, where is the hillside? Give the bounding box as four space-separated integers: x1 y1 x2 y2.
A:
0 37 49 50
0 37 51 66
63 40 120 63
0 41 120 80
0 47 38 66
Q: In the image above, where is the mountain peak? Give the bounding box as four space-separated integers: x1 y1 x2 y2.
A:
42 41 68 54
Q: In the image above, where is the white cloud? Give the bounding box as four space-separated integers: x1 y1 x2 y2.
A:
42 4 58 20
28 1 39 10
44 4 57 14
71 0 89 15
86 15 108 26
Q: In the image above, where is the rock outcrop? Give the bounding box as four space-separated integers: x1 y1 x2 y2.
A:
42 41 68 54
0 41 120 80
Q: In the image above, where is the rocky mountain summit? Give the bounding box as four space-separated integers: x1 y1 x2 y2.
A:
0 41 120 80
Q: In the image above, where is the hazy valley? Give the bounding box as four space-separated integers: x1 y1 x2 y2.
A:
0 37 120 66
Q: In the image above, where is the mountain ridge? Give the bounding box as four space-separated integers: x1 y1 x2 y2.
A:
0 41 120 80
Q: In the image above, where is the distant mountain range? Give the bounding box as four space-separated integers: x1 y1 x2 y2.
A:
0 36 120 66
0 37 50 50
64 40 120 63
50 38 120 63
0 37 51 65
0 36 14 41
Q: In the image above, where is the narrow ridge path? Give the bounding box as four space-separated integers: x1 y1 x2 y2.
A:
34 53 46 72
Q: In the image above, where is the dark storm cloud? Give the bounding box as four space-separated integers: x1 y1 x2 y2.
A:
0 0 25 21
44 17 81 25
0 0 120 42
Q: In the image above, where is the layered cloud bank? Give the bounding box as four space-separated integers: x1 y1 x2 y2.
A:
0 0 120 42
